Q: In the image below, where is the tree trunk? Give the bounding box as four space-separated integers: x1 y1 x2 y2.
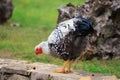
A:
0 0 13 24
57 0 120 60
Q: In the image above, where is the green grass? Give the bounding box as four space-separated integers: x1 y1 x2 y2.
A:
0 0 120 78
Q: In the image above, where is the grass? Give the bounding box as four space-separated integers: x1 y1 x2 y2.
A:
0 0 120 78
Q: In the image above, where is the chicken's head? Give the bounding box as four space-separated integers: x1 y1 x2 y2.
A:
35 41 50 55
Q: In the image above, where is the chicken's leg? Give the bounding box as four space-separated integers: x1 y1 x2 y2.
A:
66 60 74 72
54 60 68 73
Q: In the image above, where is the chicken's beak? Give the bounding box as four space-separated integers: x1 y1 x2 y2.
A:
35 48 42 55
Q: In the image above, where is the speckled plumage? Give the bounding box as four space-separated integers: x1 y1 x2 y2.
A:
47 17 94 61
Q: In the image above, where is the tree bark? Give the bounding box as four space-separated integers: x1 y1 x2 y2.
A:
57 0 120 60
0 0 13 24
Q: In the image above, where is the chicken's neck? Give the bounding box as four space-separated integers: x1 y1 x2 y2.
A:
41 41 50 55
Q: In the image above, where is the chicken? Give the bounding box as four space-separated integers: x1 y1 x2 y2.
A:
35 17 94 73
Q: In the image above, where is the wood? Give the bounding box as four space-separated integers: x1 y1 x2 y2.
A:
0 58 118 80
0 0 13 24
57 0 120 60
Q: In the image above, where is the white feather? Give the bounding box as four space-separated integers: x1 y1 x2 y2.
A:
48 18 75 44
35 18 77 55
35 41 50 54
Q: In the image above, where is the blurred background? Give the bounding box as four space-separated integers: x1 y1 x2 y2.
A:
0 0 85 59
0 0 120 78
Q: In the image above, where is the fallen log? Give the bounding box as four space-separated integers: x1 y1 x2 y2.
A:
0 58 118 80
57 0 120 60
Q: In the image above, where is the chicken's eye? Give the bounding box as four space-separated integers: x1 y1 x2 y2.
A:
63 26 67 28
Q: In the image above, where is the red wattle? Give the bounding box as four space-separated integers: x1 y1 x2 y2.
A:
35 48 42 55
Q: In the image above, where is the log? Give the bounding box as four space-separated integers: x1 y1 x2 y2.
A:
0 0 13 24
0 58 118 80
57 0 120 60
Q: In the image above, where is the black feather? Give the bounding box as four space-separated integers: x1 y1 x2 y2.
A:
73 17 93 36
49 17 94 61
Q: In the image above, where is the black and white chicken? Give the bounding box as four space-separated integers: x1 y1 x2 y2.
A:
35 17 94 73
